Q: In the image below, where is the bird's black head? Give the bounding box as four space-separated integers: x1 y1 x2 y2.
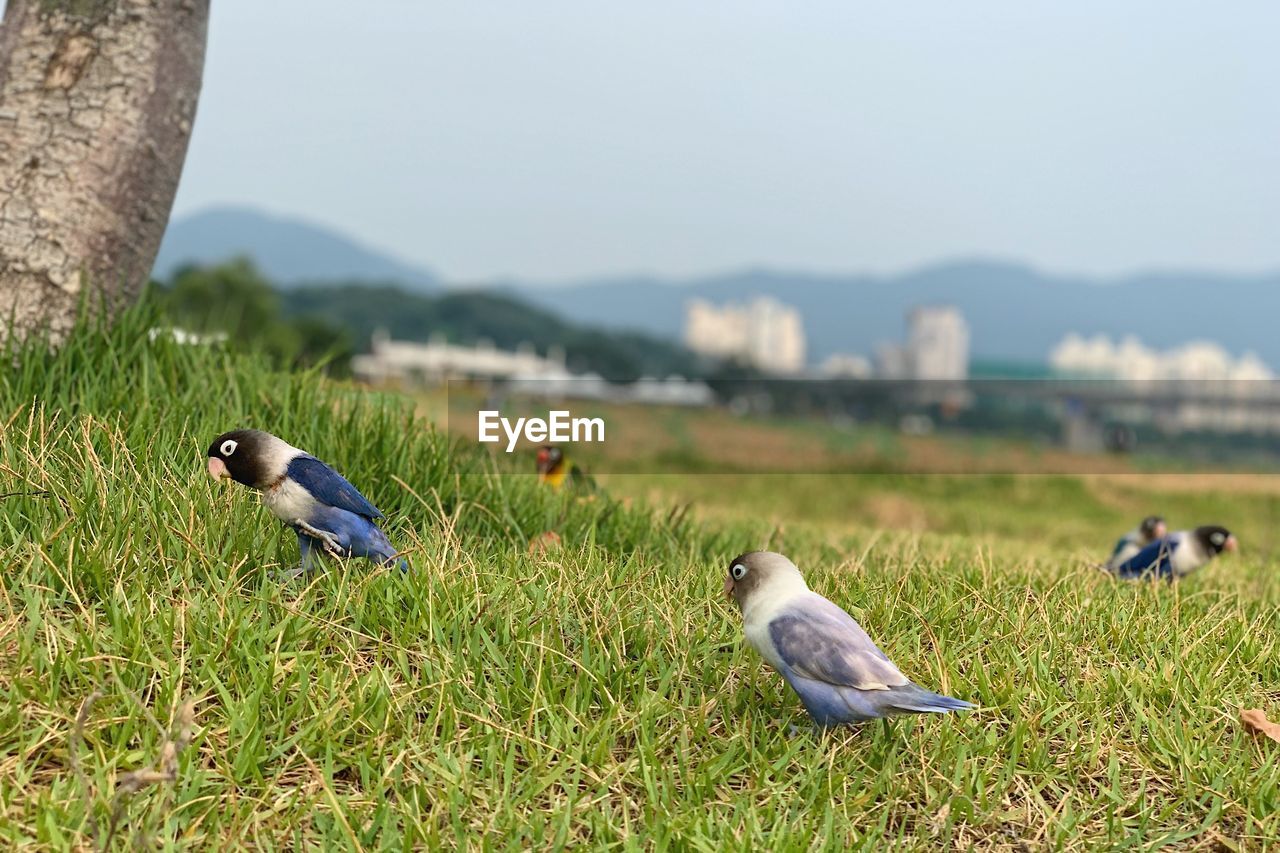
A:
206 429 282 490
536 445 564 476
1140 515 1167 541
1193 525 1238 556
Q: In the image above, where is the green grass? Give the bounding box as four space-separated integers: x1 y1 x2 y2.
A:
605 470 1280 559
2 306 1279 849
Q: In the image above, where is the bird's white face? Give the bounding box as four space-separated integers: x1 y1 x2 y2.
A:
723 551 809 616
1211 531 1238 553
207 438 238 481
723 561 746 600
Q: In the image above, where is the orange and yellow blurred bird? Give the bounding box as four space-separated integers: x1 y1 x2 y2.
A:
535 445 595 492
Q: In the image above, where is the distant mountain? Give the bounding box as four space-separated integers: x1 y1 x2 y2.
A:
158 206 1280 365
503 262 1280 365
154 207 438 290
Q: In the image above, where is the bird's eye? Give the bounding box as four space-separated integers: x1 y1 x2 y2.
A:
221 439 238 456
731 563 747 580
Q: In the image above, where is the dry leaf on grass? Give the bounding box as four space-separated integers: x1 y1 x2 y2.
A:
1240 708 1280 744
528 531 562 555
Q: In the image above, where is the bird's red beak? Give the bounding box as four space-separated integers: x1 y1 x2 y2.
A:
1225 535 1239 553
723 575 734 600
207 457 230 481
1154 522 1168 539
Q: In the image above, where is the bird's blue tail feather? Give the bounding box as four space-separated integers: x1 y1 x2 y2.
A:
884 683 975 715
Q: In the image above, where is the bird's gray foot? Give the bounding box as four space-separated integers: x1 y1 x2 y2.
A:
294 520 346 557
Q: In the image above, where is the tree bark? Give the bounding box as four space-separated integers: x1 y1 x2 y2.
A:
0 0 209 344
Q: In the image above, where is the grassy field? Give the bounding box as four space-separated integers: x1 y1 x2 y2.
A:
3 310 1279 849
424 385 1146 477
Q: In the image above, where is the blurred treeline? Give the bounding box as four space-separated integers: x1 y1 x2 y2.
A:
152 258 711 380
153 259 356 374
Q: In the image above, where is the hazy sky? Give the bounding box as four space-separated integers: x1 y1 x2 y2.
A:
166 1 1279 282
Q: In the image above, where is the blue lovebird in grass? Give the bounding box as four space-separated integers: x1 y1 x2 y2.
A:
723 551 974 727
206 429 408 576
1109 525 1236 581
1104 515 1167 571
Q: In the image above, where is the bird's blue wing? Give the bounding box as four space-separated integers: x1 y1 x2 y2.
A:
286 455 384 520
1115 534 1179 579
768 594 909 690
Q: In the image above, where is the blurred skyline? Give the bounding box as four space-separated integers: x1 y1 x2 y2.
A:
77 3 1280 281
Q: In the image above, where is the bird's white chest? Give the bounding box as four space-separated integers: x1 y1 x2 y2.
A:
261 478 316 524
1170 541 1202 576
740 585 807 671
743 617 784 671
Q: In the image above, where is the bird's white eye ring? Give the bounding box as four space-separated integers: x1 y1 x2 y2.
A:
731 563 747 580
1211 532 1225 545
221 439 238 456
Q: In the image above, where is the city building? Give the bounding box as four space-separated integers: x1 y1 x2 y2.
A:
873 343 910 380
1048 333 1280 434
351 331 571 384
683 296 806 374
872 306 970 381
819 353 873 379
905 306 970 380
353 331 714 406
1049 334 1275 382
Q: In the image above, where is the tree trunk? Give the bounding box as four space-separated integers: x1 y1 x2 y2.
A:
0 0 209 344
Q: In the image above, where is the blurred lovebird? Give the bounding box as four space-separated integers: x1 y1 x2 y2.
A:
723 551 974 726
1104 515 1167 570
1109 525 1236 581
206 429 408 575
535 445 595 492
